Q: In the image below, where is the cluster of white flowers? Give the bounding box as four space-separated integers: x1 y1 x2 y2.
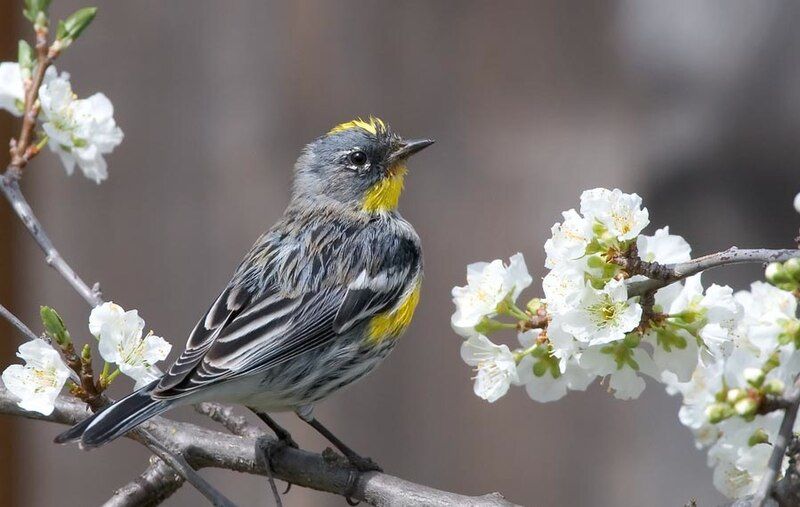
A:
453 187 800 499
1 302 170 415
0 61 122 183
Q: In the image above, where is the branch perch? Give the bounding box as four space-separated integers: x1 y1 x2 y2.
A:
627 248 800 297
0 386 517 507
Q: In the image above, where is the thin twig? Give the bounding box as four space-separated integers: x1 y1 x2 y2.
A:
752 375 800 507
0 303 39 341
0 174 102 306
627 247 800 297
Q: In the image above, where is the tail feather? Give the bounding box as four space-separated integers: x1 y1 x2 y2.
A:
55 380 172 447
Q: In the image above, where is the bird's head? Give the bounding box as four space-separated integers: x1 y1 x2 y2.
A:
292 117 434 213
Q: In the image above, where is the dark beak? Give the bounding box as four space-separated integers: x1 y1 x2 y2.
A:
390 138 435 162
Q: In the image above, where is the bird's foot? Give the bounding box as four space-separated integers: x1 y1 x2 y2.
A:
345 452 383 473
255 435 297 505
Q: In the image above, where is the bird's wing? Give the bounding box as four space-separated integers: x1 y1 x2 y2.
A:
151 268 413 400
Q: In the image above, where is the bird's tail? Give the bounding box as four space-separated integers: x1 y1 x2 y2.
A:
54 380 172 448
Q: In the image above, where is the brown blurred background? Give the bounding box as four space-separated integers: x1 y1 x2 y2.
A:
2 1 800 506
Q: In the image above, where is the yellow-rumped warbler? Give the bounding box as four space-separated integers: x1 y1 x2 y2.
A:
56 117 433 471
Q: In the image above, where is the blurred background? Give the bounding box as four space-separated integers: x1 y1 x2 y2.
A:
1 1 800 505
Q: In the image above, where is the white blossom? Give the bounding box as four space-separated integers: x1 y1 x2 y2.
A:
460 334 518 402
0 61 24 116
579 188 649 242
636 226 691 264
516 331 593 402
542 263 585 315
736 282 798 355
558 278 642 346
90 302 171 389
794 192 800 214
544 209 592 269
580 344 658 400
451 253 532 336
1 339 71 415
39 70 123 184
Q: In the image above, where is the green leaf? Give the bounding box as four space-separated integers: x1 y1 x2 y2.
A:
40 306 71 345
57 7 98 43
23 0 51 22
18 40 34 71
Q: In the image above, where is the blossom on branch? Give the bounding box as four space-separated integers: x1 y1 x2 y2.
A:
451 253 532 336
39 70 124 184
90 302 171 389
460 334 518 402
1 339 71 415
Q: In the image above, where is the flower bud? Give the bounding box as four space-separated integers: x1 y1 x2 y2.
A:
743 367 765 388
734 398 758 418
727 388 746 403
40 306 70 345
706 403 734 424
765 262 791 285
763 379 786 396
748 428 770 447
784 258 800 280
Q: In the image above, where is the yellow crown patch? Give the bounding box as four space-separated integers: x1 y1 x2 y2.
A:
328 116 386 136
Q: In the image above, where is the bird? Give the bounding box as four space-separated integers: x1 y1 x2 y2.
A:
55 117 433 472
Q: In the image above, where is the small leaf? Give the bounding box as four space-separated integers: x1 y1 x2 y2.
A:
57 7 98 43
40 306 71 345
23 0 51 23
18 40 34 71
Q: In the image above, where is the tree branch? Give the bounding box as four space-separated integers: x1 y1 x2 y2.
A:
0 303 40 342
0 386 517 507
0 174 102 306
627 248 800 297
103 459 184 507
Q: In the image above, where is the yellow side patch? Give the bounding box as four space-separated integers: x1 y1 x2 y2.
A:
367 282 421 344
329 116 385 136
362 164 407 213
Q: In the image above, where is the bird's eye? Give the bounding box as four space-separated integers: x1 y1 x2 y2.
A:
349 151 368 166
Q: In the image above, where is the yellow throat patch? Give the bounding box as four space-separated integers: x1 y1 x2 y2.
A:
367 282 421 344
362 164 407 213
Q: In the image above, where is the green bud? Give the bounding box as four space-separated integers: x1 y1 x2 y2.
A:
18 40 33 74
526 298 543 314
763 352 781 374
784 258 800 280
23 0 51 22
40 306 70 345
726 388 746 404
81 343 91 362
763 378 786 396
706 403 734 424
748 428 770 447
743 367 765 388
623 332 641 348
586 255 605 269
532 360 548 377
56 7 98 45
765 262 790 284
734 398 758 418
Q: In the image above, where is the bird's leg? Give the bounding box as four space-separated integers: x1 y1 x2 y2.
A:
250 409 299 448
251 409 297 496
255 435 285 507
295 406 383 473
